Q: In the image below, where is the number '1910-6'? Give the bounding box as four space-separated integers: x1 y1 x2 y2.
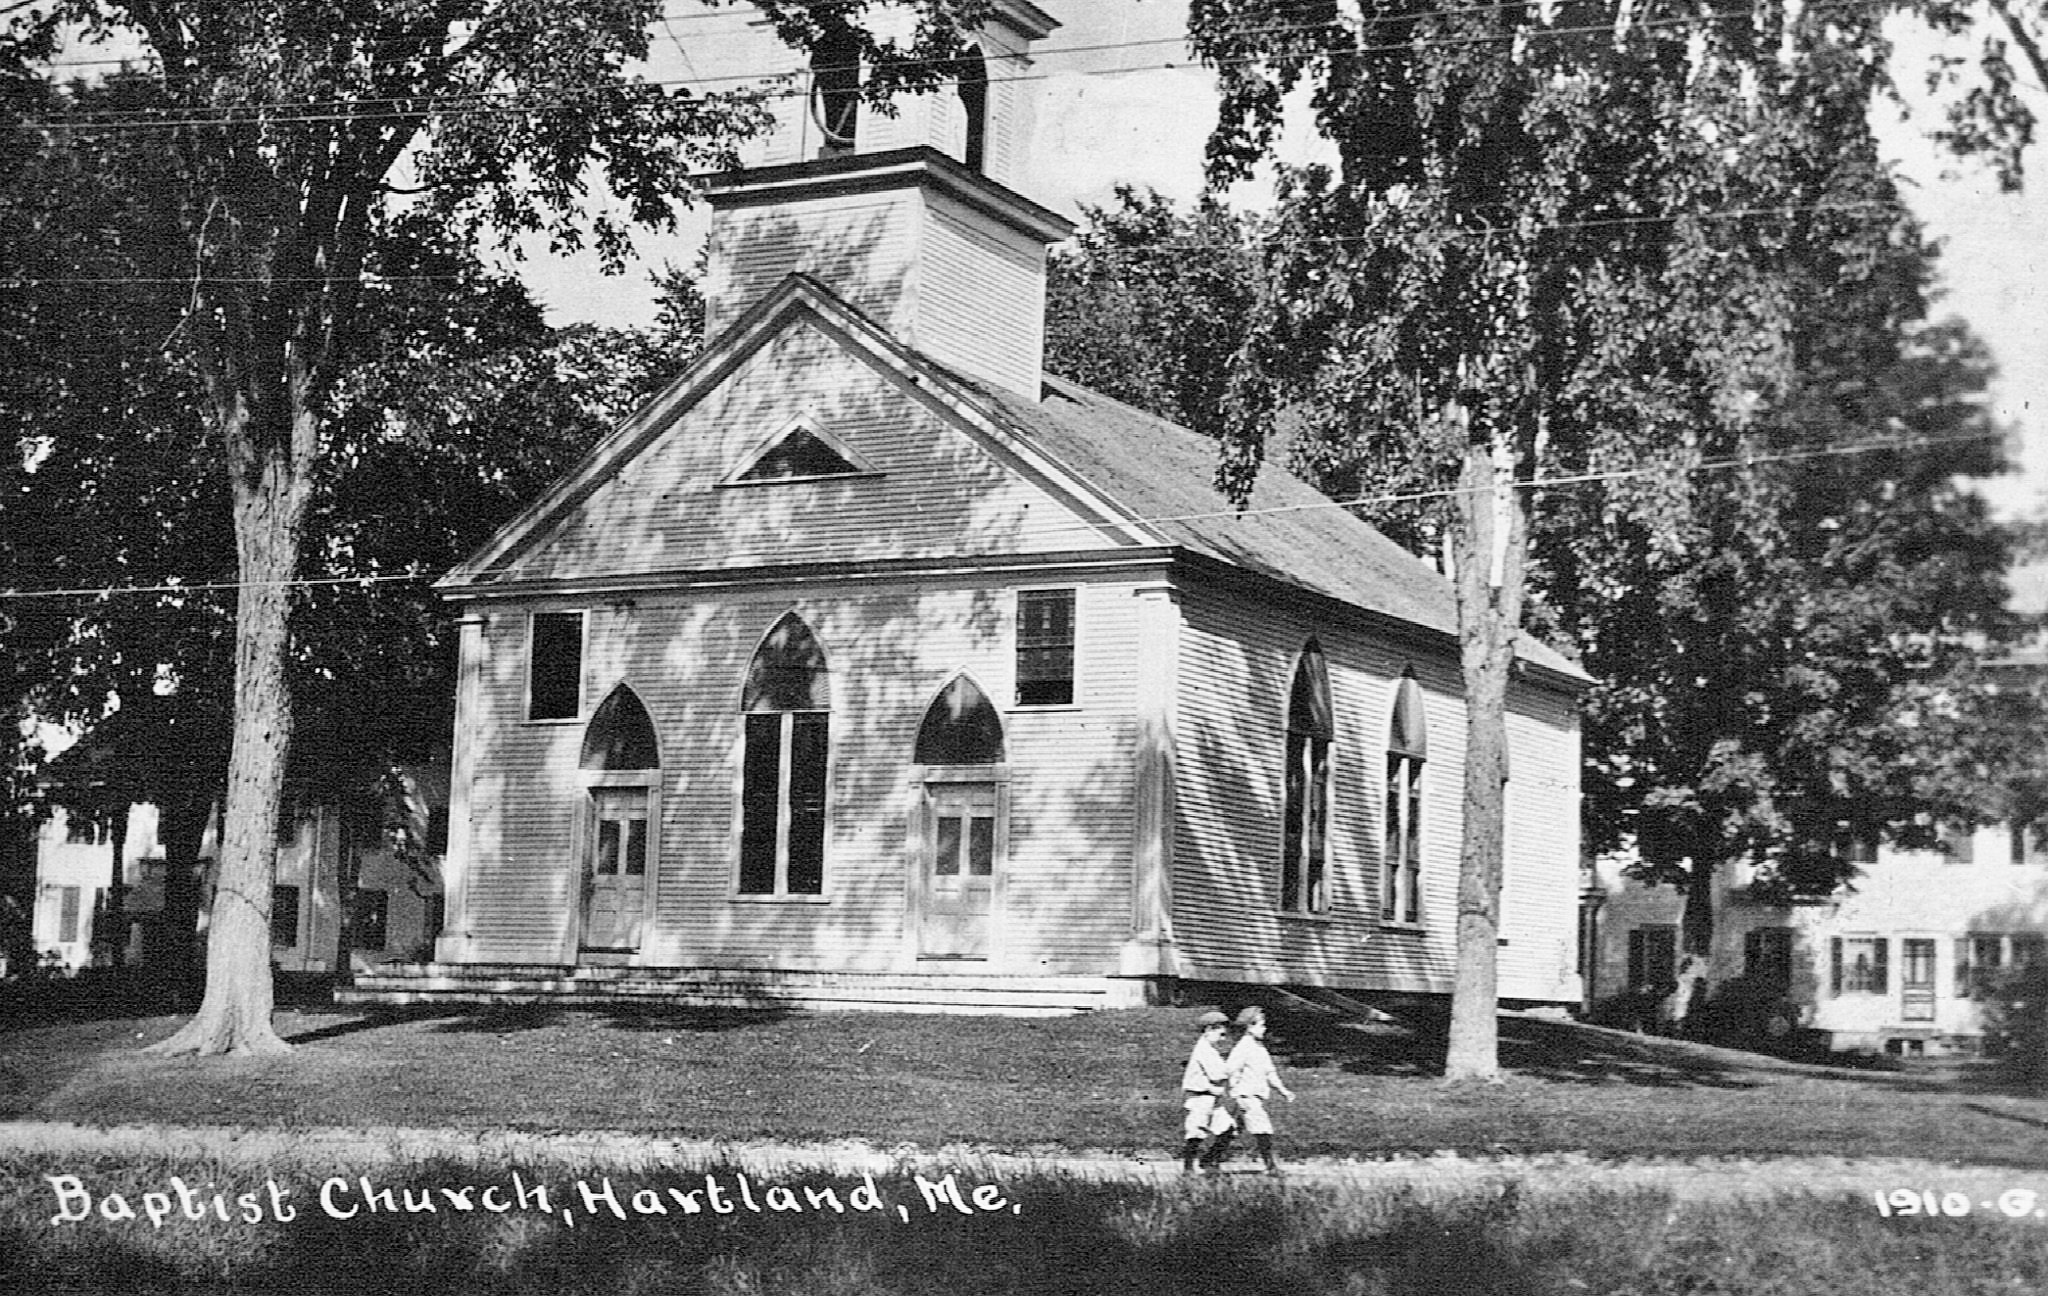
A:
1871 1189 2040 1218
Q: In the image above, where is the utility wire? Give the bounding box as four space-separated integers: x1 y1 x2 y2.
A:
14 0 1902 131
0 424 2008 601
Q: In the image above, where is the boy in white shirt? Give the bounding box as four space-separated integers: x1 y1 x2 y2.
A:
1180 1009 1235 1173
1226 1005 1295 1174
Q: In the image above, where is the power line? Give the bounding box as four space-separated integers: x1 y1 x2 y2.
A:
0 425 2008 601
13 0 1903 132
0 198 1920 289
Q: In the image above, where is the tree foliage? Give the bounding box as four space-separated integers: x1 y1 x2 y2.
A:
1183 0 2037 1070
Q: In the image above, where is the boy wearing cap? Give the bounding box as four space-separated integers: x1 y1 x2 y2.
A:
1179 1009 1235 1173
1226 1005 1295 1174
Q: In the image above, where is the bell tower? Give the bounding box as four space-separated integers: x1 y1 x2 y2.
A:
702 1 1073 398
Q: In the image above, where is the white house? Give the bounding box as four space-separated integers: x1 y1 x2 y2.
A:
352 2 1591 1014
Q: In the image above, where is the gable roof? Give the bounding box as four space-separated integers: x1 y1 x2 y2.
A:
951 372 1588 686
442 270 1587 688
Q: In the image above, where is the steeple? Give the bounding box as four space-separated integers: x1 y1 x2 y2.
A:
702 2 1073 398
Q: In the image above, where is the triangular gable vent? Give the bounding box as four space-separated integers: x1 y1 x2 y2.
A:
727 420 876 484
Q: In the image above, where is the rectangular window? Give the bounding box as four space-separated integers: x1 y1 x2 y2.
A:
1960 933 2003 998
275 791 299 847
351 889 389 951
65 812 102 845
1282 732 1330 913
1832 936 1887 995
2015 934 2047 970
422 894 445 941
592 788 650 878
57 886 81 943
1383 754 1423 923
529 611 585 720
1627 925 1677 992
1744 927 1793 991
271 885 301 947
1015 589 1076 706
427 804 450 856
738 711 828 896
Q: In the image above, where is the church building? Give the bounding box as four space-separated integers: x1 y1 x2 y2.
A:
354 1 1590 1013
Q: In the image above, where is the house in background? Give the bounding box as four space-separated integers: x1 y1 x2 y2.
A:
1587 642 2048 1056
29 789 445 977
1589 822 2048 1056
353 1 1591 1014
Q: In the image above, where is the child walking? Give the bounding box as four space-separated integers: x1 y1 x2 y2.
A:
1226 1006 1294 1174
1179 1009 1235 1173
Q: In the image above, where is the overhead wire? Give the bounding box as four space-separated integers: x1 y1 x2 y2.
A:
13 0 1906 131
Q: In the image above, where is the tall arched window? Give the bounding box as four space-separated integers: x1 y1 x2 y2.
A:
578 684 660 953
1383 672 1428 924
739 614 830 895
1281 641 1333 914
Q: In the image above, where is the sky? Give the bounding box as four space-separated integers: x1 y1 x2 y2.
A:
514 0 2048 610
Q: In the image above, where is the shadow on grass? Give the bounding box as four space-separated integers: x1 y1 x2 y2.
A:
422 1002 800 1036
1266 1008 1768 1091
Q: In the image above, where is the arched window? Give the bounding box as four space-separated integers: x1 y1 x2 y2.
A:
957 47 989 173
739 614 830 895
581 684 658 771
1281 641 1333 914
1384 672 1428 924
809 25 861 157
915 675 1005 766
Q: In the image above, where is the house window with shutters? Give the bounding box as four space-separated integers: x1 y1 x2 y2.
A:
1832 936 1887 995
1958 933 2004 998
1281 640 1332 915
1015 589 1076 706
528 611 585 721
57 886 82 943
738 613 830 897
1744 927 1793 991
1382 673 1427 925
1628 925 1677 992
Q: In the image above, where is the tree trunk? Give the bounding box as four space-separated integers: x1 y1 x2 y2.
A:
147 406 310 1057
1670 855 1718 1030
102 811 128 969
153 793 212 1012
1442 394 1531 1082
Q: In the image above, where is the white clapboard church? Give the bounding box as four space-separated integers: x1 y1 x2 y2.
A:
352 1 1590 1013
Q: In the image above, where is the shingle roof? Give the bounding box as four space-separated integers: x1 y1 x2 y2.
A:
970 372 1588 685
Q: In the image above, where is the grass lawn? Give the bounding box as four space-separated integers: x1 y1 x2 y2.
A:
8 1001 2048 1166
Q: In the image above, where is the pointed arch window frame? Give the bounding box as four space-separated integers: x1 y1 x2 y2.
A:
718 414 884 489
566 681 664 961
1280 639 1335 917
733 612 834 902
1383 671 1429 928
907 671 1012 962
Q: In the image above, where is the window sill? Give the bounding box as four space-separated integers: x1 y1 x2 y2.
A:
1378 920 1428 934
1277 908 1334 923
727 892 832 905
1007 702 1082 714
523 716 583 726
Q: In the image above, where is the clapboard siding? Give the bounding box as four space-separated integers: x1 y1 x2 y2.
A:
455 573 1144 975
500 324 1115 585
1170 577 1581 999
704 193 922 339
920 195 1047 398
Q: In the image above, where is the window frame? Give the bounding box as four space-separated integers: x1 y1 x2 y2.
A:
1013 587 1079 708
527 610 588 723
1627 924 1678 992
733 615 832 902
1831 935 1889 996
718 415 881 488
1280 640 1333 917
1381 674 1428 927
